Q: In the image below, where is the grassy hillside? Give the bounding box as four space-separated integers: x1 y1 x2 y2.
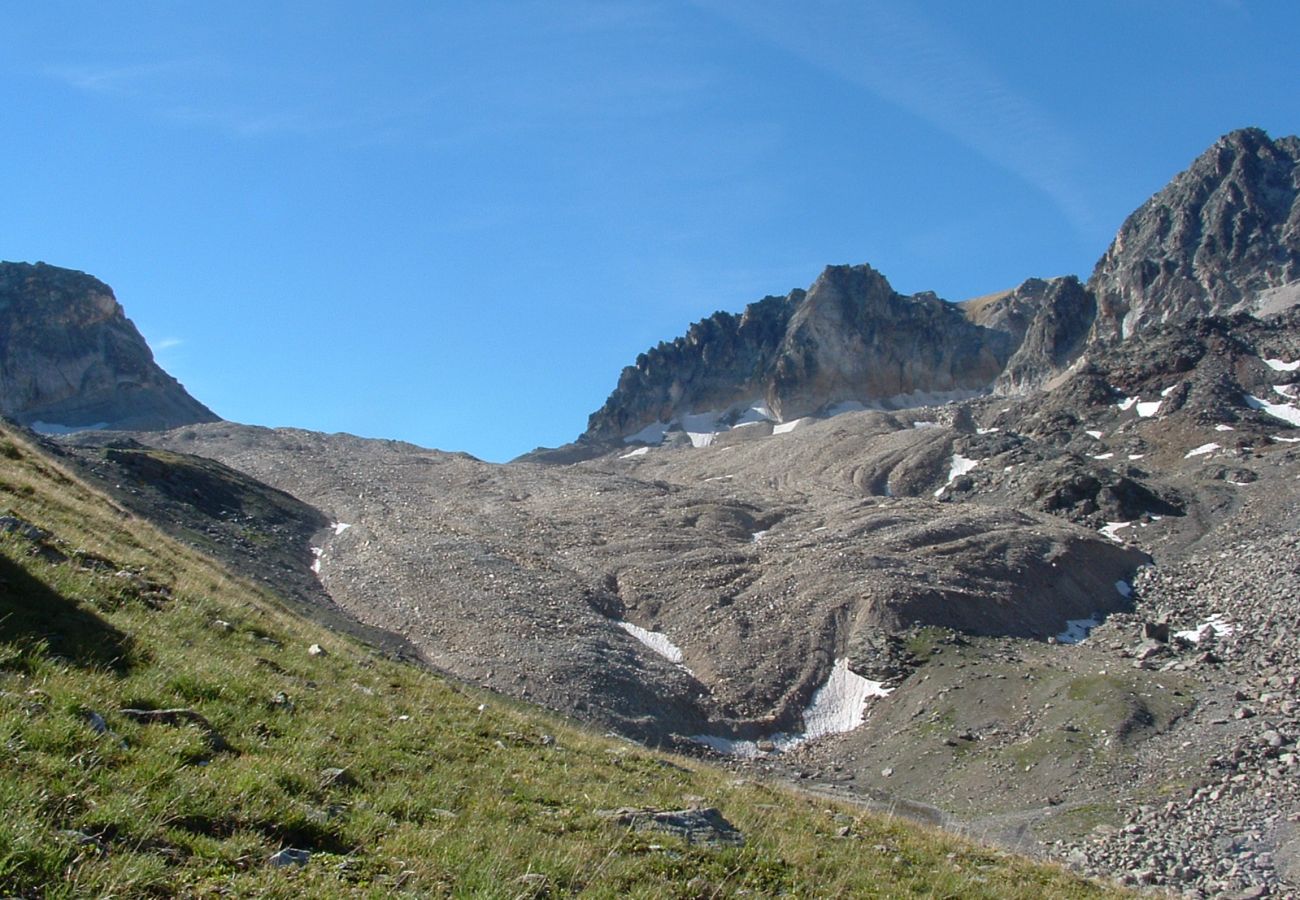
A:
0 423 1122 897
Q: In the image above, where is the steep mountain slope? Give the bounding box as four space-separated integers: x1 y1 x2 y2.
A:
1089 127 1300 341
0 422 1116 897
0 261 218 432
137 421 1144 744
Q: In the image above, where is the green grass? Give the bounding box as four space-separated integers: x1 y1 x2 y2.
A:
0 424 1126 897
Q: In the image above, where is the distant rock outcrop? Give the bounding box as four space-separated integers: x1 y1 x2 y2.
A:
0 262 218 432
1089 127 1300 341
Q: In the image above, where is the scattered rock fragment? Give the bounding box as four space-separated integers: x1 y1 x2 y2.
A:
597 806 745 847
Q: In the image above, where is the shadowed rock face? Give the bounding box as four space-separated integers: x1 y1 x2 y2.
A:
0 262 219 432
962 276 1097 394
1089 127 1300 341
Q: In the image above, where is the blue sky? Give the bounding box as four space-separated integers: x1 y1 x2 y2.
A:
3 1 1297 461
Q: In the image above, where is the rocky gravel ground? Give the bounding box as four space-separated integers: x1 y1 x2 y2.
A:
1055 529 1300 898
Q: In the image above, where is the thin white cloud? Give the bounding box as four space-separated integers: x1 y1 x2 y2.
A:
45 59 210 96
151 337 184 351
694 0 1095 231
44 57 356 141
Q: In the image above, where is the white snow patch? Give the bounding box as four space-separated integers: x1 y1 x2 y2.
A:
1275 384 1298 399
912 421 941 429
29 421 109 435
976 427 1000 435
1246 394 1300 427
624 421 669 445
1116 397 1138 411
619 446 650 459
933 454 978 497
772 418 806 434
1215 424 1235 431
1273 435 1300 443
1174 615 1235 644
1099 521 1133 543
310 547 323 575
691 658 890 757
1160 384 1179 397
1092 452 1114 460
680 411 725 448
1136 400 1163 418
618 621 684 664
1185 442 1220 458
802 658 891 739
1085 430 1104 439
1263 357 1300 372
750 530 769 543
1057 614 1102 644
332 522 351 535
1115 580 1132 598
1128 454 1145 460
733 402 775 427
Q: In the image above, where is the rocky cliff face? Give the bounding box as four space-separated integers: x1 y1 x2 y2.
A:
585 264 1017 443
958 276 1096 394
767 265 1013 419
1089 127 1300 341
0 262 219 432
584 291 801 440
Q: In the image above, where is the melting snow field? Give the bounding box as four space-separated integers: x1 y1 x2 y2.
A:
691 658 891 757
624 421 670 445
618 621 684 664
801 658 891 739
1057 614 1103 644
1100 521 1133 543
1215 424 1235 431
1246 394 1300 427
933 454 978 497
1263 357 1299 372
1174 615 1235 644
1185 442 1220 458
332 522 351 535
618 446 650 459
310 547 323 574
1086 429 1104 439
772 419 805 434
1115 396 1162 417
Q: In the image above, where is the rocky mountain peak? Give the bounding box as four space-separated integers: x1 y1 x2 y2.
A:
569 128 1300 455
582 263 1018 446
1089 127 1300 341
0 261 219 432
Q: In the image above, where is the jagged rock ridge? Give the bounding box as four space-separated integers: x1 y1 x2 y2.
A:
581 128 1300 449
585 264 1018 444
0 262 219 432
